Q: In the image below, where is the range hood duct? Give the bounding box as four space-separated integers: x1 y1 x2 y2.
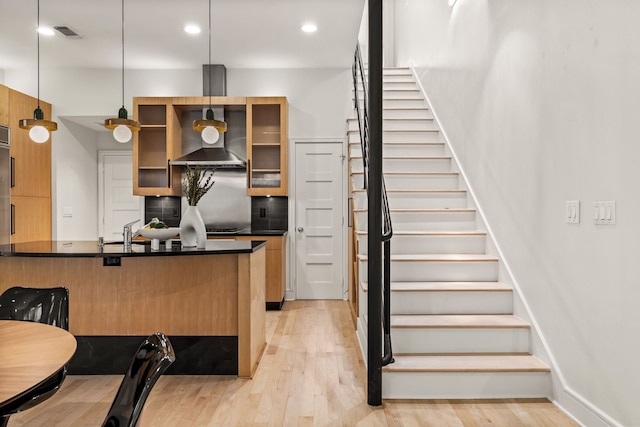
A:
170 65 246 168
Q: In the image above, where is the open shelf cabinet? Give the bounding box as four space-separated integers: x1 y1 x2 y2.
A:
246 97 288 196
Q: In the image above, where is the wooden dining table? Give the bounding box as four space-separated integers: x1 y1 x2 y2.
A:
0 320 77 409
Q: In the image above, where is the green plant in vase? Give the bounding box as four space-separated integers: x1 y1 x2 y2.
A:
183 165 216 206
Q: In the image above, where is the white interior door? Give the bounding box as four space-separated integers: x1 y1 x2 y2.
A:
294 141 345 299
98 151 142 240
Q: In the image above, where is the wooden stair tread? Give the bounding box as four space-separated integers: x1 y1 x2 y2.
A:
348 141 441 145
360 281 511 292
348 129 438 133
350 155 450 160
393 281 510 292
358 253 497 262
350 171 458 176
391 314 529 328
353 208 475 213
355 230 485 236
351 189 466 194
384 355 549 373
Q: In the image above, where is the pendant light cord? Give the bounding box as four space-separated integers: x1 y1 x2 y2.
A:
36 0 41 109
208 0 212 109
121 0 125 108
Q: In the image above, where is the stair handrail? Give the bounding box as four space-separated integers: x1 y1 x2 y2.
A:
352 43 394 369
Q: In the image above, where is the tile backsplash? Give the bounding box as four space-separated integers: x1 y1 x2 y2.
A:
251 197 288 231
144 196 181 227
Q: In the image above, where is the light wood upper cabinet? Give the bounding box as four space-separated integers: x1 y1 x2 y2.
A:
133 96 288 196
246 97 288 196
8 89 52 198
132 98 182 196
0 85 9 125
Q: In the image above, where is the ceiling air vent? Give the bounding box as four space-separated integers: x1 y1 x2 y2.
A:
54 26 83 39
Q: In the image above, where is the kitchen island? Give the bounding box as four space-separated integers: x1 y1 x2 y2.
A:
0 240 267 378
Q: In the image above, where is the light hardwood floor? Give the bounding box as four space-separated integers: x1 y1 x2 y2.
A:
10 300 579 426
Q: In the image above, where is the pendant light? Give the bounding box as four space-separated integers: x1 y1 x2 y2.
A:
104 0 140 143
18 0 58 144
193 0 227 144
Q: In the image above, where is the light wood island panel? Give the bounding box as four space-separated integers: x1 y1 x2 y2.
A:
0 246 266 378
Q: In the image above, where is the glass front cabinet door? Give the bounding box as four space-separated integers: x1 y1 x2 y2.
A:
133 98 182 196
246 97 288 196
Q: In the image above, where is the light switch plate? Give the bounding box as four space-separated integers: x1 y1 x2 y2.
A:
593 201 616 225
62 206 73 218
566 200 580 224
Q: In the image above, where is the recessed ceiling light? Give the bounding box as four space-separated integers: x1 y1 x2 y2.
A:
301 23 317 33
184 24 201 35
37 26 55 36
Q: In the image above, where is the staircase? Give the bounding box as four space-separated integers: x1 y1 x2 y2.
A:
348 67 551 399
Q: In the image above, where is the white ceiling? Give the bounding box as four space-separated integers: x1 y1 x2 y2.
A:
0 0 365 71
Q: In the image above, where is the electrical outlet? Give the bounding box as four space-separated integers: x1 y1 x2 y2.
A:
565 200 580 224
593 201 616 225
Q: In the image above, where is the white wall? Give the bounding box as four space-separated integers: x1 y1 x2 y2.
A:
4 67 352 240
393 0 640 425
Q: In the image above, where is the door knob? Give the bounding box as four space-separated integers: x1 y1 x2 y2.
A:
297 227 304 232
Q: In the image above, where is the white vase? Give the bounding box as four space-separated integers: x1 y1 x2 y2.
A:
180 205 206 249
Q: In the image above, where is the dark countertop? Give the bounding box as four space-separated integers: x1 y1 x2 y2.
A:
0 240 267 258
207 228 288 237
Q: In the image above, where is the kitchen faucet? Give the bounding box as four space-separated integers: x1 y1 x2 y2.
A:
123 219 141 249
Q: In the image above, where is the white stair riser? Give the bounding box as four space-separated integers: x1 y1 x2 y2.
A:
382 75 414 83
384 68 412 76
349 143 444 157
380 82 419 91
358 260 499 282
351 174 460 190
383 109 433 119
355 89 423 100
348 130 441 143
350 157 451 173
390 291 513 315
391 327 530 353
383 99 429 109
361 69 412 77
353 191 467 211
347 119 438 132
382 371 551 399
357 234 486 255
355 211 477 232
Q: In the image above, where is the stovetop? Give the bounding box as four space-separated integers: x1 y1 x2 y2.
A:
205 225 245 234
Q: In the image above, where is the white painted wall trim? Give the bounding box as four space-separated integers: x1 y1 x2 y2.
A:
409 64 619 427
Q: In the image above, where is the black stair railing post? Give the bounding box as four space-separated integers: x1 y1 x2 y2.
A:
367 0 383 407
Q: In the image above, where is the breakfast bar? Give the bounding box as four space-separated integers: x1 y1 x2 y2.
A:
0 240 267 378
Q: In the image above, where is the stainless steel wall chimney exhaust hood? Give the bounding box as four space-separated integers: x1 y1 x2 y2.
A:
170 146 245 168
169 65 246 168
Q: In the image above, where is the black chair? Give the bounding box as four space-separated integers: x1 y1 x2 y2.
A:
0 286 70 427
102 332 176 427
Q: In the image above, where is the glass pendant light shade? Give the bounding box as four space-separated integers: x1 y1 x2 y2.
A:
20 107 57 143
193 108 226 144
201 126 220 144
29 126 50 143
105 107 140 143
19 0 57 143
